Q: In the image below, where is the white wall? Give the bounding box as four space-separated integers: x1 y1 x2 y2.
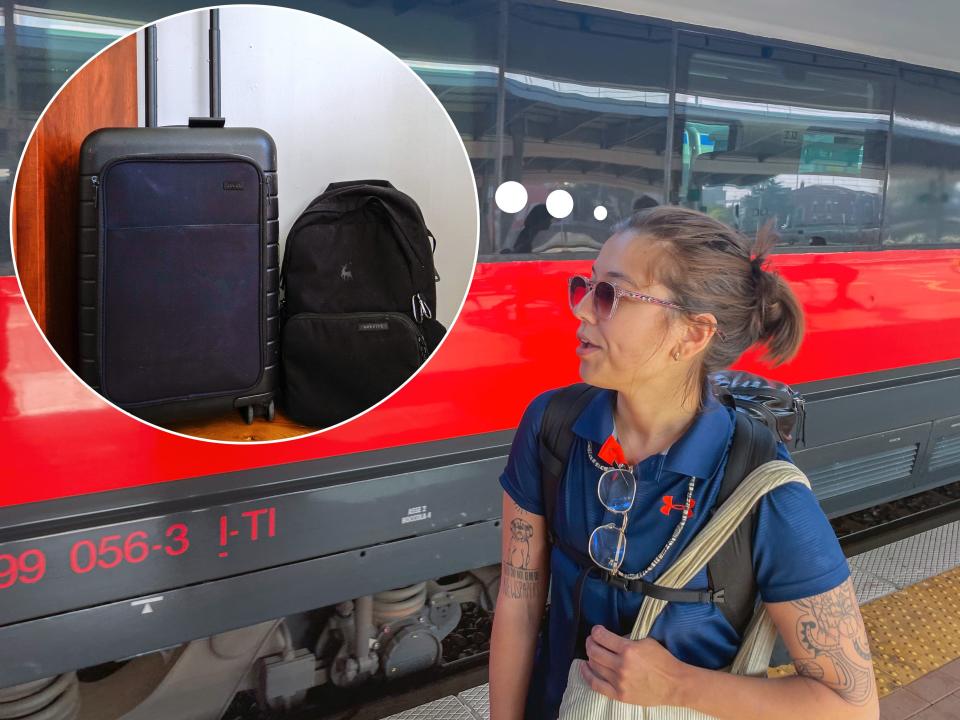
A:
141 6 478 328
565 0 960 75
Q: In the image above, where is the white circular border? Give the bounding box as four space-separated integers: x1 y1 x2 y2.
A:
7 3 481 446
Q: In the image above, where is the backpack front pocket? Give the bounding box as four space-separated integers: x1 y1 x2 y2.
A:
281 311 427 427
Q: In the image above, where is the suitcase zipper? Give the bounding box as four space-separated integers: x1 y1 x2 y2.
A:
91 175 99 208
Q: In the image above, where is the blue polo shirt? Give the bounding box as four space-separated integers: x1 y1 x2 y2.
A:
499 386 849 720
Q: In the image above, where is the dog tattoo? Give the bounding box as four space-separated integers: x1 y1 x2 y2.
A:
508 518 534 569
501 512 540 600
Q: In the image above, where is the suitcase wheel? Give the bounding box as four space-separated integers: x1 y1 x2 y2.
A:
266 399 276 422
242 405 254 425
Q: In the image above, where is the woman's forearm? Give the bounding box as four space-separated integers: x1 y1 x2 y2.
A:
674 661 879 720
582 582 878 719
490 495 551 720
489 597 544 720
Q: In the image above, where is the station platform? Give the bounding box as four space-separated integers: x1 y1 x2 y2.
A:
379 520 960 720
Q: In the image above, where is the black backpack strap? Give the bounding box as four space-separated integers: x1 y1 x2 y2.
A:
535 383 603 667
600 574 725 604
538 384 603 544
706 412 779 637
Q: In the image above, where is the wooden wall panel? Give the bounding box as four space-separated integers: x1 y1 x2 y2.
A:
13 35 138 368
12 137 42 318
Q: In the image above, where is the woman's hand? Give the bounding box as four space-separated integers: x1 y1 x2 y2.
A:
581 624 688 707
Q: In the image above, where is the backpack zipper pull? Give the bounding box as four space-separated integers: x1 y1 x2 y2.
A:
794 395 807 448
417 332 428 360
411 293 432 323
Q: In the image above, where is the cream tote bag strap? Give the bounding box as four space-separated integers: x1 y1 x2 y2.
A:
557 460 811 720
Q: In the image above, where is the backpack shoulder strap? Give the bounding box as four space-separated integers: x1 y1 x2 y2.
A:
707 412 779 637
538 384 603 543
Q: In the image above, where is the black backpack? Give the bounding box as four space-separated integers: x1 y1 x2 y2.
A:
537 371 805 646
280 180 446 427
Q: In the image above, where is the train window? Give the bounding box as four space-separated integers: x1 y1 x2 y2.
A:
314 0 502 255
884 70 960 247
672 33 893 250
0 6 138 276
494 3 672 258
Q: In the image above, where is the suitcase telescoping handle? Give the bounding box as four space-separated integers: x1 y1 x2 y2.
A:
145 9 225 128
145 25 157 127
207 8 221 118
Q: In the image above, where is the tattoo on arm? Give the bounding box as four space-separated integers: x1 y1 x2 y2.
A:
789 581 875 706
500 516 541 600
507 518 534 569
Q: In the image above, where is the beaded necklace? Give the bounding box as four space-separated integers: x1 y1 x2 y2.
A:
585 439 696 581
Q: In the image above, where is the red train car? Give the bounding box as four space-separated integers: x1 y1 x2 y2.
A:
1 0 959 715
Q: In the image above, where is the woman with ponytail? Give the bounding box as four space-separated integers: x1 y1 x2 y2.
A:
489 207 878 720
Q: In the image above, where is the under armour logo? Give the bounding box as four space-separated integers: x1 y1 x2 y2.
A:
340 264 353 281
660 496 695 517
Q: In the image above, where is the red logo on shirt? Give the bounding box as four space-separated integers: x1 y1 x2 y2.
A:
660 495 695 517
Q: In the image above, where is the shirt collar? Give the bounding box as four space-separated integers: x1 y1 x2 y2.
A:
571 385 733 481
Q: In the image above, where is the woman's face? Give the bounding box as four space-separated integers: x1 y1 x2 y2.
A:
573 231 683 392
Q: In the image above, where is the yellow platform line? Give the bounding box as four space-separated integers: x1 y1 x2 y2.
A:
767 565 960 697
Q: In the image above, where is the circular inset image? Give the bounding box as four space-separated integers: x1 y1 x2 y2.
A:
10 5 479 442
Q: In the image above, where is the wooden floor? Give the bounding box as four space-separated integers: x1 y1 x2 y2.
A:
165 406 318 442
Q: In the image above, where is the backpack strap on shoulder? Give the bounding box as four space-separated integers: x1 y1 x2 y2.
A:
538 383 603 543
706 412 778 637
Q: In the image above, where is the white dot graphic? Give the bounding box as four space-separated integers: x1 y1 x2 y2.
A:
495 181 528 214
546 189 574 219
594 205 608 221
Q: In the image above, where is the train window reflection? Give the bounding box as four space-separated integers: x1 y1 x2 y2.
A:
317 0 501 255
884 71 960 247
672 37 892 249
496 3 671 256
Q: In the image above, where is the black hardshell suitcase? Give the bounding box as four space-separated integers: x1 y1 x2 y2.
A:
76 15 278 425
